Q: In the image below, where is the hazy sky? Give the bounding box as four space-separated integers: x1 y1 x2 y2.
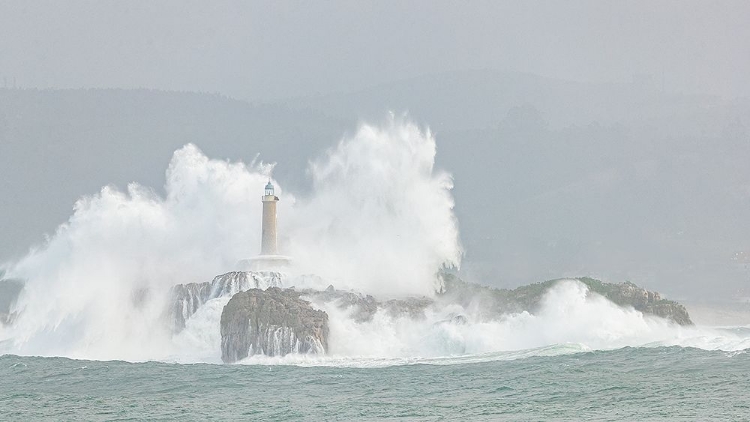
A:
1 1 749 99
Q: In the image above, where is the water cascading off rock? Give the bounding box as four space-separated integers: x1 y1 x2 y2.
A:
220 287 329 363
170 271 284 332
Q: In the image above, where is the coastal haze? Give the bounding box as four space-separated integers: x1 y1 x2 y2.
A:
1 1 749 302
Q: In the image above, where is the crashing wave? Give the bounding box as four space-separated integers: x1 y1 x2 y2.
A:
170 271 283 332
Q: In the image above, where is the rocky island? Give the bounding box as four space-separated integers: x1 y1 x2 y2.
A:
167 271 693 363
0 269 693 362
437 274 693 326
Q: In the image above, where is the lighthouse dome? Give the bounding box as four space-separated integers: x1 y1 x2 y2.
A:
265 181 274 196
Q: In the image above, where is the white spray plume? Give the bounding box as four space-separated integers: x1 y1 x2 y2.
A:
3 144 275 359
287 117 461 297
1 117 462 358
8 117 738 365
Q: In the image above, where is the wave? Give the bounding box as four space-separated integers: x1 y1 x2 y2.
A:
162 279 750 367
1 118 748 365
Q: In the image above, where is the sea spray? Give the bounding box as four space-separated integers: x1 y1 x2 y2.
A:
0 118 462 360
223 279 750 366
171 271 284 332
1 118 748 363
1 144 274 360
287 117 461 297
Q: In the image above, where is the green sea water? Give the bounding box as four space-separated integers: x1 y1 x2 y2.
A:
1 346 748 421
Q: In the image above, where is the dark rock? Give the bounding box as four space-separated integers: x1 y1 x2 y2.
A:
303 288 379 322
302 288 433 322
641 300 692 326
580 279 692 325
220 287 329 363
383 297 432 319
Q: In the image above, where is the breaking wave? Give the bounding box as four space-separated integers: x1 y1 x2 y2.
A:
230 279 750 367
1 117 749 365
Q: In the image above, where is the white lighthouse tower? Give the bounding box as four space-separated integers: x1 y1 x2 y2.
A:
238 180 291 271
261 181 279 255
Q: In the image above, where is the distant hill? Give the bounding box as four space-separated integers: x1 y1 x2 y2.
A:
277 69 747 131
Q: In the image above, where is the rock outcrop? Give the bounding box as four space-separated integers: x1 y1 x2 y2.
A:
438 274 693 325
172 270 693 364
220 287 328 363
170 271 283 332
301 285 433 322
303 286 379 322
639 299 692 325
577 278 692 325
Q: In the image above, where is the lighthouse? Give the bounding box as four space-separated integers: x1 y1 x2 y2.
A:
261 181 279 255
238 180 291 271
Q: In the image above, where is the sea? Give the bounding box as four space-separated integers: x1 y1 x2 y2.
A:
2 344 749 421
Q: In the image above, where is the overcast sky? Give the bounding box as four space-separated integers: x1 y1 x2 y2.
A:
1 1 749 100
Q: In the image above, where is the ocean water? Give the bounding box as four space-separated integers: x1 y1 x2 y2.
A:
2 346 748 421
